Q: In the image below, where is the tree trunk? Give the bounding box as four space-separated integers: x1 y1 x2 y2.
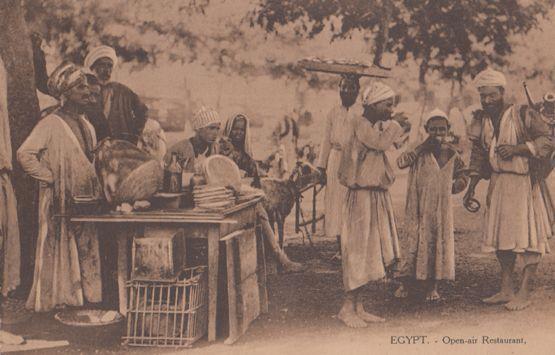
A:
373 0 392 67
0 0 41 293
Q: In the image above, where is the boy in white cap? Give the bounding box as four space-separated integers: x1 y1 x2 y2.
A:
165 106 221 179
395 109 468 301
464 68 552 311
337 81 410 327
84 45 147 144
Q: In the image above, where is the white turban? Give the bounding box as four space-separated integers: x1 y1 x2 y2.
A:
425 108 449 124
361 81 395 106
473 68 506 89
191 106 221 130
84 45 118 70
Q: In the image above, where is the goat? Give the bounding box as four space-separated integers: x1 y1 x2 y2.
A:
260 161 319 248
218 137 319 248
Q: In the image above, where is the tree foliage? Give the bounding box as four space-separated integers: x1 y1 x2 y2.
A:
250 0 553 85
23 0 210 66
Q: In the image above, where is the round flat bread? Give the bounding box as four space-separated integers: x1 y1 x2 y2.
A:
202 155 242 190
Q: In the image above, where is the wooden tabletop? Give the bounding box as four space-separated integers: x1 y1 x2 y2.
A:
70 196 262 224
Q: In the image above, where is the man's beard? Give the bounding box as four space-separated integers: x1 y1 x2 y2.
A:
483 100 504 118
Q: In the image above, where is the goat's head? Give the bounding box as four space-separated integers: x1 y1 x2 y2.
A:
217 136 236 157
296 143 318 165
288 160 320 189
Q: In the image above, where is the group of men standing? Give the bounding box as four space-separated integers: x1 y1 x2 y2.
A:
0 44 148 311
317 69 553 328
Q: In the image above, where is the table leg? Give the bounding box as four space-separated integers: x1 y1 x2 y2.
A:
256 223 269 314
117 233 128 316
207 226 220 342
224 239 239 345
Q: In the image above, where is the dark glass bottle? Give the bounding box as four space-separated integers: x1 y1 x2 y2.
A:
164 152 182 193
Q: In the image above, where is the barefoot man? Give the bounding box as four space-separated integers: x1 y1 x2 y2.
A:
464 68 552 311
338 82 410 327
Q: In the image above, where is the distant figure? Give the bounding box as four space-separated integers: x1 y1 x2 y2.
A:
84 45 147 144
271 114 298 176
395 109 468 301
464 69 552 311
139 119 167 163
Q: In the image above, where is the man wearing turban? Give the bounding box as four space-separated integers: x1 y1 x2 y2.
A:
165 106 221 181
337 81 410 327
464 68 553 311
84 45 147 144
17 61 102 311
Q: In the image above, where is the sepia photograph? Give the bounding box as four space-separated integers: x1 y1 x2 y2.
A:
1 0 555 353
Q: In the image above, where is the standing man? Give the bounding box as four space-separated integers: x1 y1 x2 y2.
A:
317 74 360 260
464 68 552 311
18 62 102 311
338 82 410 327
84 45 147 144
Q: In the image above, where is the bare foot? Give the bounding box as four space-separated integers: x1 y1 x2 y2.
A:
394 284 408 298
504 294 531 311
356 307 385 323
338 308 367 328
482 292 514 304
282 261 305 273
426 289 441 302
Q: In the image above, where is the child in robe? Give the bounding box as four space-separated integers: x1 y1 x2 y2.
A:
395 109 468 301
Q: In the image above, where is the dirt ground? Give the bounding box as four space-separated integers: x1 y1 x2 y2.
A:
4 172 555 355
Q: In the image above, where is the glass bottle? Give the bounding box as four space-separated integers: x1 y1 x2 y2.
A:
164 152 182 193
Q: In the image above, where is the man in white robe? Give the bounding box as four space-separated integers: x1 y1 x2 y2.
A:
337 82 410 327
317 75 360 259
18 62 102 311
464 69 552 311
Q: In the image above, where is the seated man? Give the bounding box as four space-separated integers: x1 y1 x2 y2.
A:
221 113 303 272
165 106 221 176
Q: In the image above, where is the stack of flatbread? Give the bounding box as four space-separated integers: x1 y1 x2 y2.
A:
193 185 236 211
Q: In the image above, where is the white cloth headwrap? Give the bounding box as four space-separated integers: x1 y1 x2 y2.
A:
191 106 220 130
425 108 449 123
361 81 395 106
84 45 119 70
473 68 506 89
224 113 253 158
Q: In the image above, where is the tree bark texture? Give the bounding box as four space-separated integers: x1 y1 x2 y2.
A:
0 0 41 292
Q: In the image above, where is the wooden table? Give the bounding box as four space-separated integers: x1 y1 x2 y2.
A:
71 197 268 344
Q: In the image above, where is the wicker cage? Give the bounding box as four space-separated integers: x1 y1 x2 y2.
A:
123 266 207 347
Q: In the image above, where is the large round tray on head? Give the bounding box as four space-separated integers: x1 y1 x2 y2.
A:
201 155 242 191
298 58 392 78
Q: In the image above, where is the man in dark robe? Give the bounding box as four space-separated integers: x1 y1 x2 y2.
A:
84 45 147 144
